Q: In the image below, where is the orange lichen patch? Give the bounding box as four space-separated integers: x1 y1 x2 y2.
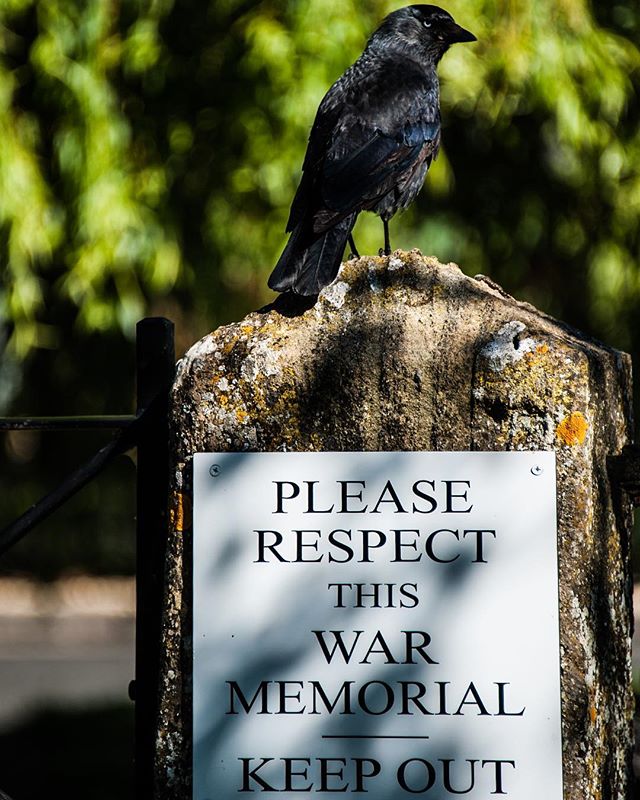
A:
170 492 192 533
556 411 588 446
522 342 551 370
589 705 597 724
235 408 249 423
524 344 549 360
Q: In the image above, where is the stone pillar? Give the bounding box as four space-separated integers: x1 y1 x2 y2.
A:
156 251 635 798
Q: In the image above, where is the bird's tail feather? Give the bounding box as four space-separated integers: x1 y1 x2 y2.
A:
268 214 356 295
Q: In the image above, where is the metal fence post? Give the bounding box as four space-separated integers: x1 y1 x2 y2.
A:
135 317 175 799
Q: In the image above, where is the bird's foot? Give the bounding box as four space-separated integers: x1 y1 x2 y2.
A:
382 219 391 256
378 247 392 257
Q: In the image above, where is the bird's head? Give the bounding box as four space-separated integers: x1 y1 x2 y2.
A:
370 5 476 63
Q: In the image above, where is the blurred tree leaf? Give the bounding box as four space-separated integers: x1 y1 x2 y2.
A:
1 0 638 361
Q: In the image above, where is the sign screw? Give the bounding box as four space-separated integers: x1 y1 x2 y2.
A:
209 464 221 478
531 465 543 476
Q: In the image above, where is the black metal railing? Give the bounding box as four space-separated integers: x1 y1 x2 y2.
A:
0 316 175 800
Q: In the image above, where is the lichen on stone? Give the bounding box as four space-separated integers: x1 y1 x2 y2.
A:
319 279 350 308
557 411 589 446
479 320 537 372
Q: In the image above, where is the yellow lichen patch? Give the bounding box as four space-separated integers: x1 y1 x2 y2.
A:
235 408 249 423
223 338 238 354
536 344 549 354
170 492 191 533
556 411 588 446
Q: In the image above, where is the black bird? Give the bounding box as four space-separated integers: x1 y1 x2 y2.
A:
268 5 476 296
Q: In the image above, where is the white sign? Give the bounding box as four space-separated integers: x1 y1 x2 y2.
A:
193 451 562 799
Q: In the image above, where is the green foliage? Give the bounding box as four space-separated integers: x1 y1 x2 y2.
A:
0 0 639 580
0 0 180 358
1 0 639 360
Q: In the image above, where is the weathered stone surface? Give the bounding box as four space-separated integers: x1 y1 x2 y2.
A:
156 251 635 798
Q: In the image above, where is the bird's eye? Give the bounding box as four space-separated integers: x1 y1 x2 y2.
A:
422 21 432 28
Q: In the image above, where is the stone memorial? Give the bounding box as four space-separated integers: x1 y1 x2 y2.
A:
157 252 635 799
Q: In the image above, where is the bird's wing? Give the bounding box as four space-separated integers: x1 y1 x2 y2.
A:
321 120 439 211
312 65 441 230
285 85 345 233
285 61 440 235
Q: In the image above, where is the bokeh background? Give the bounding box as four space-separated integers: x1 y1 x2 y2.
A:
0 0 639 797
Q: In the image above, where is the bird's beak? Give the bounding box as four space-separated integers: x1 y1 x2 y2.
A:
448 23 477 43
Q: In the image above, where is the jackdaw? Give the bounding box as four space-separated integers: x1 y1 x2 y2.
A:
268 4 476 296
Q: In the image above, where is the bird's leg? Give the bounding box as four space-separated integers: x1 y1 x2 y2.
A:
383 219 391 256
348 234 360 259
